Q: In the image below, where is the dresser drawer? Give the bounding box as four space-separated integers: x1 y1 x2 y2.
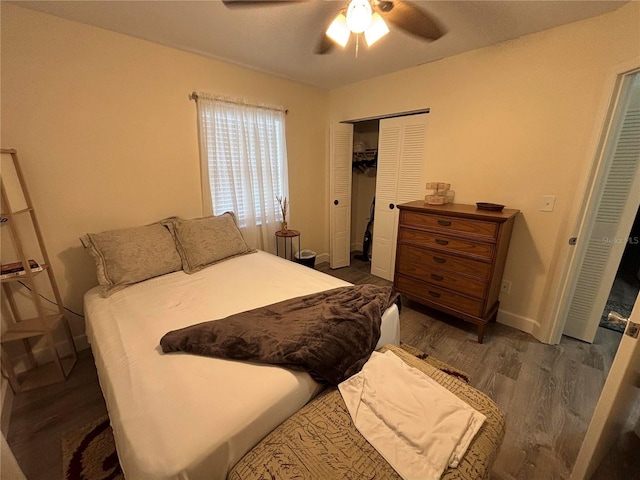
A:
395 251 486 298
395 275 483 317
400 210 498 239
398 228 494 260
397 244 491 281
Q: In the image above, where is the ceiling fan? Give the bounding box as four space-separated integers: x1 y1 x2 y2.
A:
222 0 445 55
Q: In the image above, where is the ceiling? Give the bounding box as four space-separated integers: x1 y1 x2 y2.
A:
13 0 628 89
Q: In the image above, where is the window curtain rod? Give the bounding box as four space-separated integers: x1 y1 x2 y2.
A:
189 91 288 115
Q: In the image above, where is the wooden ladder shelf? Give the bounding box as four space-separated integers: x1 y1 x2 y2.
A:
0 148 77 393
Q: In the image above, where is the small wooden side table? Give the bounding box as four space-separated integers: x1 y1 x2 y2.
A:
275 229 300 261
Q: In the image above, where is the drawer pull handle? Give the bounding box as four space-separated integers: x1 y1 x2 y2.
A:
435 239 449 245
437 220 452 226
431 274 444 281
433 256 446 264
428 290 441 298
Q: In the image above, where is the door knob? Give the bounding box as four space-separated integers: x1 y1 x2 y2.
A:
608 311 640 338
389 203 395 209
334 200 339 205
608 311 628 324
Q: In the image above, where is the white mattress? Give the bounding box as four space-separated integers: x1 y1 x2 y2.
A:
84 250 399 480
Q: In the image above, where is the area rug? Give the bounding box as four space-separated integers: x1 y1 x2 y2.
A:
61 344 468 479
61 416 123 480
600 300 634 333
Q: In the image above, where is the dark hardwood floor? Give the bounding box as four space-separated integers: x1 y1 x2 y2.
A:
6 254 629 479
6 348 108 480
319 256 628 479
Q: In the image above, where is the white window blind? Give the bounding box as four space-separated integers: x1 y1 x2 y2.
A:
196 94 289 252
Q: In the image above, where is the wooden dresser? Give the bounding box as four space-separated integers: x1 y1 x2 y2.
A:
394 201 519 343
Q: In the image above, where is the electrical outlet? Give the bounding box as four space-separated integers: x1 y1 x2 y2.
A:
540 195 556 212
501 280 512 294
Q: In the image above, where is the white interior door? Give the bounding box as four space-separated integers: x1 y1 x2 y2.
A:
371 119 400 280
564 72 640 342
330 123 353 269
371 114 428 281
570 297 640 480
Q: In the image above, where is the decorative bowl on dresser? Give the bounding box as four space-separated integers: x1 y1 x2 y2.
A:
394 201 519 343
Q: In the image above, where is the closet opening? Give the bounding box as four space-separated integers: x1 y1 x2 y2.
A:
330 110 429 275
350 119 380 264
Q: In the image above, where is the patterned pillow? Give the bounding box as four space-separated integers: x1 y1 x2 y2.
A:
80 220 183 297
163 213 256 274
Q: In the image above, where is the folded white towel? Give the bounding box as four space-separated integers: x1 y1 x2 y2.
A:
339 350 486 480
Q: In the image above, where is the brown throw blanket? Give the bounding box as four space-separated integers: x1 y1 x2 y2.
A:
160 285 399 385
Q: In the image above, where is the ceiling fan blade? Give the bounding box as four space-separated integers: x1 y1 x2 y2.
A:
315 34 335 55
381 0 445 41
222 0 306 8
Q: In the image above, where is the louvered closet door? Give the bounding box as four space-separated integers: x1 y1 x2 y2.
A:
564 74 640 342
330 123 354 268
371 114 428 281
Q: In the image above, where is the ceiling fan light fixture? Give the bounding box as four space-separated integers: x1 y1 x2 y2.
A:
345 0 372 34
326 13 350 47
364 12 389 46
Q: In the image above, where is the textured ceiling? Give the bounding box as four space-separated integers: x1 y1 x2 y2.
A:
14 0 628 89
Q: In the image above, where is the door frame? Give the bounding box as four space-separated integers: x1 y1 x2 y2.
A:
543 58 640 344
569 295 640 479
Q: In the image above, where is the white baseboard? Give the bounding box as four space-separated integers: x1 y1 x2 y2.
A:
1 377 13 436
350 243 363 252
7 334 90 376
316 253 330 265
497 309 541 337
74 334 90 352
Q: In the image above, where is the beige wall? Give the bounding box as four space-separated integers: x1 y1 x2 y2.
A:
3 2 640 347
330 2 640 340
1 4 329 340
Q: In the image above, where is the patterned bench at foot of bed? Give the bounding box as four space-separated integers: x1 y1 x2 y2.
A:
228 344 506 480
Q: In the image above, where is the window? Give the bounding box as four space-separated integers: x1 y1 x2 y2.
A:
196 94 289 251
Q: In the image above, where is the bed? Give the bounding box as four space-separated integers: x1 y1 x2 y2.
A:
228 344 506 480
84 246 400 480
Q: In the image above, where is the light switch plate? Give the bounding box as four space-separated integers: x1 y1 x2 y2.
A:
540 195 556 212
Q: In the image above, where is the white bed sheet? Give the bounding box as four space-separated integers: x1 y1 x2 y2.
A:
85 250 399 480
